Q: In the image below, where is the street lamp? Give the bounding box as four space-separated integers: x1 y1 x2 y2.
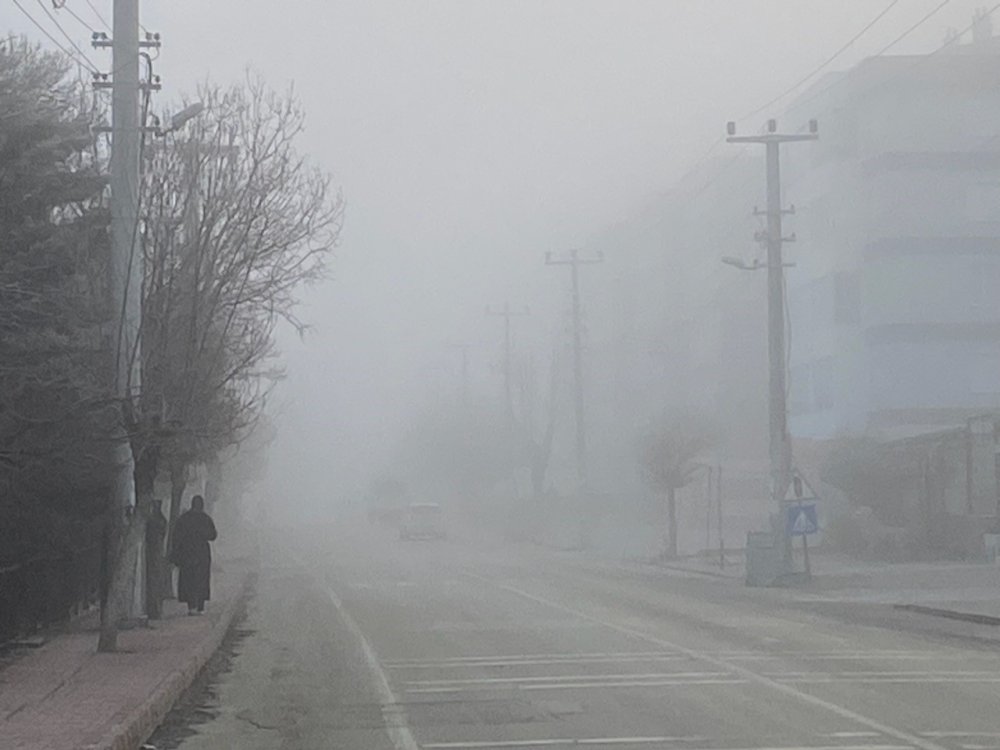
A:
146 101 205 137
168 102 205 132
721 256 762 271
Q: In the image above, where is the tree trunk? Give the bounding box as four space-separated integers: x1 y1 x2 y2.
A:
98 427 135 653
666 486 678 559
135 446 160 619
98 440 158 652
166 458 187 551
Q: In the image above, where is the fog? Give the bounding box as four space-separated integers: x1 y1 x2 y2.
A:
4 0 987 529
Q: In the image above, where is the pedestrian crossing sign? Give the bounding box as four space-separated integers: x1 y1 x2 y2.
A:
785 503 818 536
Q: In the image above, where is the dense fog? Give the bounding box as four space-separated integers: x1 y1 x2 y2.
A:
4 0 993 543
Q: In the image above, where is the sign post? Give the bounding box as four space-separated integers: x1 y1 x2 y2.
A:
785 502 818 578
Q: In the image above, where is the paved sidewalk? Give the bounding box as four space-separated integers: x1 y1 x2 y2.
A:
0 551 254 750
651 551 1000 622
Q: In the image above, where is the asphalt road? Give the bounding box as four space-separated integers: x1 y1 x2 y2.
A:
155 520 1000 750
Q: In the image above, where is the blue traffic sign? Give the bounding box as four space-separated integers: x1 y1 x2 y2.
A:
785 503 818 536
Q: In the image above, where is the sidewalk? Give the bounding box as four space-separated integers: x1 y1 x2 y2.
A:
652 550 1000 623
0 549 254 750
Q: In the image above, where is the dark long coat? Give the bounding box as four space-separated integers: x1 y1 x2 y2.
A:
171 509 218 605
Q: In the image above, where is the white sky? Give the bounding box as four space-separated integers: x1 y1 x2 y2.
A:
2 0 988 514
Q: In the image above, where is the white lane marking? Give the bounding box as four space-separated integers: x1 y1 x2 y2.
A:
406 671 730 686
323 584 420 750
923 734 1000 739
406 675 1000 694
782 677 1000 685
407 678 748 694
825 734 884 739
423 742 913 750
463 573 949 750
386 654 692 669
727 654 968 662
765 671 1000 678
385 651 679 664
385 650 952 666
384 651 984 670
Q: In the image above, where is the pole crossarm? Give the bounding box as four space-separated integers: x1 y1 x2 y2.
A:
726 134 818 145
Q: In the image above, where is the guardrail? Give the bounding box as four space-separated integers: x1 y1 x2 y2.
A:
0 542 102 646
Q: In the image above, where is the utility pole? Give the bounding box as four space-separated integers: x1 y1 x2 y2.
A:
93 0 161 651
486 303 529 419
545 249 603 489
725 118 817 527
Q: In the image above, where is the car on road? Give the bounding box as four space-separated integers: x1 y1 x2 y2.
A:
399 502 446 541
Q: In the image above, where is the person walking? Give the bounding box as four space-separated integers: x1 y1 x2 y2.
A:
170 495 218 615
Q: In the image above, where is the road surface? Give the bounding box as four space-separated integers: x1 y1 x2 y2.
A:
152 521 1000 750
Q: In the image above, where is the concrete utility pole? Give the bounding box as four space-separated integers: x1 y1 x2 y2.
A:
545 249 603 489
486 303 529 418
93 0 163 650
726 118 817 519
103 0 144 398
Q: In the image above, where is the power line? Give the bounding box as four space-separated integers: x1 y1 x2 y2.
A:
870 0 954 58
23 0 101 72
679 0 984 209
55 1 97 34
790 1 998 117
34 0 101 69
740 0 904 121
670 0 909 213
11 0 88 69
83 0 110 31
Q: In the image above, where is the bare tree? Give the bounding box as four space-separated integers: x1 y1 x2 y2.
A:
98 74 343 650
637 410 716 559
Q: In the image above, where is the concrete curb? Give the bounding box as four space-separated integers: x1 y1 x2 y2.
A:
649 560 742 581
92 570 255 750
893 603 1000 627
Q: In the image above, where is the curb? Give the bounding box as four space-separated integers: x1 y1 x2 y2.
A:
91 569 255 750
648 560 742 581
893 603 1000 627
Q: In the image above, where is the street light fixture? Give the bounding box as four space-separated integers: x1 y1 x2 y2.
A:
721 256 761 271
168 102 205 132
146 101 205 137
